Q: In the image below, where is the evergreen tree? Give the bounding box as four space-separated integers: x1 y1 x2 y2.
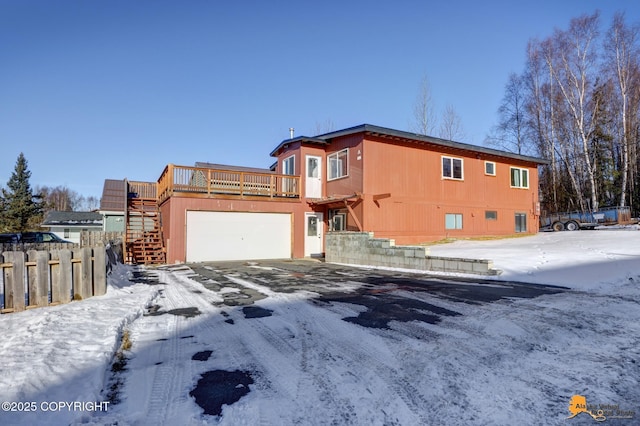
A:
0 153 44 232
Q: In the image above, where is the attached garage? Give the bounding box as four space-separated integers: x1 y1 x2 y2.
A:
185 211 292 262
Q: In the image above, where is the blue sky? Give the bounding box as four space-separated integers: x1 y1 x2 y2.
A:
1 0 639 200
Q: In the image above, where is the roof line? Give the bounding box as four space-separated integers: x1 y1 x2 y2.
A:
269 136 328 157
270 123 549 165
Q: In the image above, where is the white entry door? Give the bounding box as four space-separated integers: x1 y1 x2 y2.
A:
305 155 322 198
305 212 323 257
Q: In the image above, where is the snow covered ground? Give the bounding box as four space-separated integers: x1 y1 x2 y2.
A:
0 228 638 425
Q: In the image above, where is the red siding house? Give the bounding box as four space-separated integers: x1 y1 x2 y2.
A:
134 124 547 264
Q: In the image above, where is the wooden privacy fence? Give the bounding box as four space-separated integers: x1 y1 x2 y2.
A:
81 231 124 247
0 247 106 314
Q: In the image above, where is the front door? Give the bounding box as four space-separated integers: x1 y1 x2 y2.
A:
305 155 322 198
305 212 324 257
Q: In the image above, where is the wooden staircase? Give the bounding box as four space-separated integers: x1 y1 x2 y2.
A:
125 181 166 265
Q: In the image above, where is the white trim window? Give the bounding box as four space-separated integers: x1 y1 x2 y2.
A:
445 213 463 230
282 155 296 194
485 161 496 176
282 155 295 175
510 167 529 188
328 149 348 180
329 210 347 231
442 156 463 180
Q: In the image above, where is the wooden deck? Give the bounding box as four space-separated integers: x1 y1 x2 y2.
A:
124 166 301 265
157 164 300 203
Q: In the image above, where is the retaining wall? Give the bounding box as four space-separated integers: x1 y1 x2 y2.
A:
325 232 499 275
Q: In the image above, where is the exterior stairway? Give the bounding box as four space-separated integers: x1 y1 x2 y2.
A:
125 181 166 265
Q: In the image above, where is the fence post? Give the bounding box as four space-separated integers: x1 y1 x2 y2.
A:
3 251 25 312
93 246 107 296
50 250 61 304
27 250 49 308
72 249 83 300
80 248 93 298
54 249 72 304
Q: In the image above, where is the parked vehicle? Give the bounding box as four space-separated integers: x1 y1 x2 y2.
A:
20 232 72 243
0 233 20 243
540 206 633 231
0 232 72 244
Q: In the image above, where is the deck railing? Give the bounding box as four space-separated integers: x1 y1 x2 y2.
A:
127 180 158 199
157 164 300 203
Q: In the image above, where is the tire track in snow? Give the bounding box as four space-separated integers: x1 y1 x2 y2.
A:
418 289 640 423
212 274 366 423
294 320 362 425
139 269 194 425
121 267 215 425
218 270 432 424
298 305 430 425
157 268 276 424
145 313 181 424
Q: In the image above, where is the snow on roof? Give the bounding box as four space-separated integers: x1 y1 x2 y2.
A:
42 211 103 226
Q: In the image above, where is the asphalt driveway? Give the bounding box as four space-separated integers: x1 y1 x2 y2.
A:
183 259 566 328
110 259 638 425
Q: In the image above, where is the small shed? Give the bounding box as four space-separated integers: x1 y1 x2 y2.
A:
99 179 126 232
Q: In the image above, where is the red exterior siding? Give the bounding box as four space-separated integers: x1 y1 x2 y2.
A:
357 134 540 243
158 124 546 263
325 134 364 197
160 196 311 264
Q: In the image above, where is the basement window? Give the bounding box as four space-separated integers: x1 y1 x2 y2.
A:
445 213 463 230
515 213 527 233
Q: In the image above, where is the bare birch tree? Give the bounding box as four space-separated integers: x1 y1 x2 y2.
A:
604 12 640 207
525 39 561 212
314 119 335 135
412 74 437 136
488 72 529 155
546 12 601 211
37 185 81 212
500 11 640 216
439 104 466 141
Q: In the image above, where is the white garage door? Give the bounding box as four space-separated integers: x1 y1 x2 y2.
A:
186 211 292 262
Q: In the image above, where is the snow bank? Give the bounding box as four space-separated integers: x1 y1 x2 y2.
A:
0 265 158 426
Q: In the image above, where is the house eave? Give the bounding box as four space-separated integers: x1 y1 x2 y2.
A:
270 123 550 166
269 136 329 157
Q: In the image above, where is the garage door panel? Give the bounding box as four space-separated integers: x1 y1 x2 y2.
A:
186 211 291 262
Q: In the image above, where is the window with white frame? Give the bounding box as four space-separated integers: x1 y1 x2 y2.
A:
445 213 463 230
282 155 295 175
510 167 529 188
442 156 463 180
329 209 347 231
328 149 348 180
485 161 496 176
282 155 296 194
